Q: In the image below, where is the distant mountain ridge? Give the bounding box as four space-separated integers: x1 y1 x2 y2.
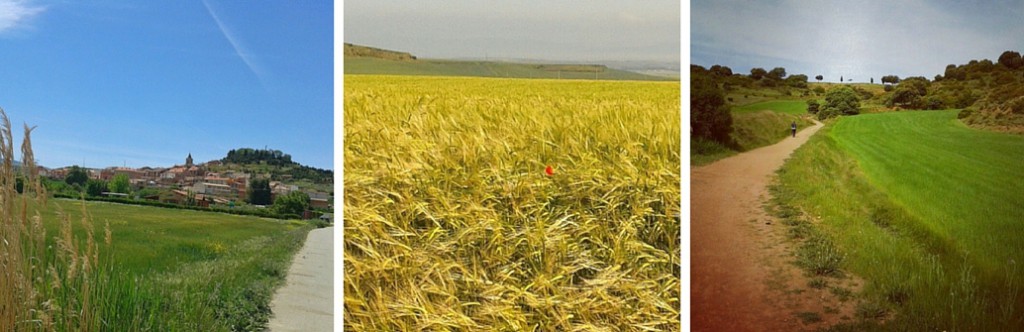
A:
344 43 677 81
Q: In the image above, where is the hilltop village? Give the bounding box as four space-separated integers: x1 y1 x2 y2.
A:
30 150 333 219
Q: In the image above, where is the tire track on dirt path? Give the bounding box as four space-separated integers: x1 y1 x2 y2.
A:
692 120 853 331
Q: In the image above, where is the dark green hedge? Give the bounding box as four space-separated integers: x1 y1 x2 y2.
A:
51 193 292 220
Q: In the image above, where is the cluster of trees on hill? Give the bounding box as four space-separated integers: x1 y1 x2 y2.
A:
693 64 809 91
871 50 1024 115
222 148 333 184
224 148 294 166
807 86 862 120
691 64 813 148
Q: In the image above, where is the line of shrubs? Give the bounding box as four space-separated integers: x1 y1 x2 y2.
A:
51 193 301 220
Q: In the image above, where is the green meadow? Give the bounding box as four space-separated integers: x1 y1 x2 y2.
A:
832 110 1024 272
46 199 304 274
773 110 1024 330
27 198 312 331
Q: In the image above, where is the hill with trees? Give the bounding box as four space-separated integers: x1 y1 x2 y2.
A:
691 64 816 164
866 50 1024 133
211 148 333 192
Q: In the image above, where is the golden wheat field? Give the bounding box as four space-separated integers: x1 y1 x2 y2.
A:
344 75 681 331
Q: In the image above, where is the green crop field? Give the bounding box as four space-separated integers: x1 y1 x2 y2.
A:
9 195 312 331
773 110 1024 330
344 75 680 330
833 110 1024 272
44 199 307 274
344 57 675 81
731 99 808 115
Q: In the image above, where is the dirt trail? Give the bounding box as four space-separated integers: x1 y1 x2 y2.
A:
267 227 333 332
691 121 857 331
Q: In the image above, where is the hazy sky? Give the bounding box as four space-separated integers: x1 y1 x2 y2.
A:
0 0 332 169
344 0 680 63
691 0 1024 82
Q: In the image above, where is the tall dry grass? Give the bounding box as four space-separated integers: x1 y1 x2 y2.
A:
0 108 108 331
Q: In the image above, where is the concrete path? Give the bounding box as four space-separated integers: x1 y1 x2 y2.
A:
267 227 333 331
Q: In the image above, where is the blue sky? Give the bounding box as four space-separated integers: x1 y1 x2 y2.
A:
691 0 1024 83
0 0 333 170
345 0 679 63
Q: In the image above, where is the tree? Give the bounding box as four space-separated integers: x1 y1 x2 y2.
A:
108 173 131 194
691 74 733 145
273 191 311 216
786 74 808 88
806 99 820 114
248 178 272 205
870 77 874 84
768 67 787 80
749 67 767 80
888 87 922 109
881 75 901 85
710 65 733 77
900 77 930 96
815 75 823 82
886 77 930 109
944 64 965 81
840 75 844 83
819 86 860 119
85 179 107 197
65 166 88 186
998 50 1023 69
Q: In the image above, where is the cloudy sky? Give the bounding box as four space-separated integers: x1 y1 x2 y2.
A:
691 0 1024 82
0 1 332 169
345 0 680 63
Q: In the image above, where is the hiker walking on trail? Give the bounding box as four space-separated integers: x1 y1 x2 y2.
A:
790 121 797 138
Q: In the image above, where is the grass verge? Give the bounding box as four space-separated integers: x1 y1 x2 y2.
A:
771 112 1024 330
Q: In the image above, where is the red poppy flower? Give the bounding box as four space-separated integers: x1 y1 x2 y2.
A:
545 165 554 176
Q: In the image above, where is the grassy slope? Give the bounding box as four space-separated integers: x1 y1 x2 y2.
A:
206 162 333 193
731 111 814 150
732 100 809 115
832 110 1024 271
774 110 1024 330
40 199 313 330
345 57 674 81
345 75 680 330
692 100 814 166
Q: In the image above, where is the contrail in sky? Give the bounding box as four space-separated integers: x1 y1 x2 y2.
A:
0 0 45 33
201 0 268 88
